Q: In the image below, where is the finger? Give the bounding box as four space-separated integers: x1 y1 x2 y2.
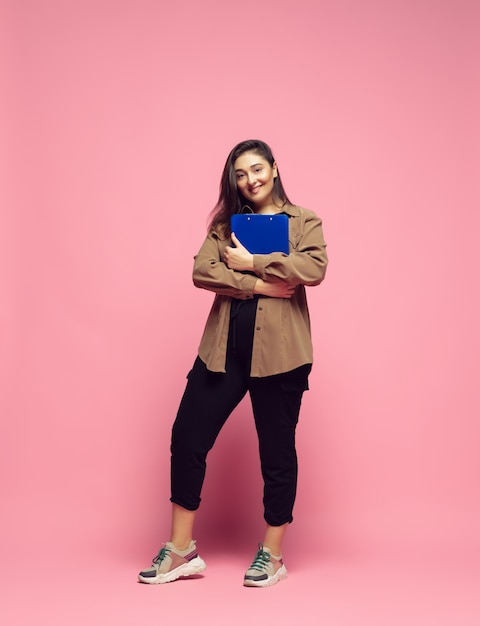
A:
231 232 244 248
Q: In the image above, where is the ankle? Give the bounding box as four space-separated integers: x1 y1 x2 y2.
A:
263 545 282 559
170 540 193 552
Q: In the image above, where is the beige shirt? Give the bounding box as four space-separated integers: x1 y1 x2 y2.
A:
193 204 328 377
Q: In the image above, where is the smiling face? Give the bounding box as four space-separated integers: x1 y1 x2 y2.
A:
234 151 278 212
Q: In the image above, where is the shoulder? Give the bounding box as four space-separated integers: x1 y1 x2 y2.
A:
209 223 229 241
285 204 322 222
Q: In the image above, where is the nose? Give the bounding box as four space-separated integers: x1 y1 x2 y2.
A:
247 171 257 185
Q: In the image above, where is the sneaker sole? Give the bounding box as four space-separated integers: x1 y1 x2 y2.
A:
138 556 207 584
243 564 288 588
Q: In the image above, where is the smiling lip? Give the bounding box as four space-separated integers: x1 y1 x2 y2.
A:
249 186 262 194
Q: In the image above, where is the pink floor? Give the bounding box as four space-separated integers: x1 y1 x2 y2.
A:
3 543 479 626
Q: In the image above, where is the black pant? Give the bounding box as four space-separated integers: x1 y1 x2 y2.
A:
170 298 311 526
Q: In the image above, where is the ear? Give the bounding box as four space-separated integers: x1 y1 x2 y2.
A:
273 161 278 179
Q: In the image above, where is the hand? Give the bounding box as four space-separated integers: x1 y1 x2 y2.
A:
253 278 296 299
224 232 254 271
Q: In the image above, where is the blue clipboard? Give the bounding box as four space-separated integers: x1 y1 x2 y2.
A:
231 214 289 254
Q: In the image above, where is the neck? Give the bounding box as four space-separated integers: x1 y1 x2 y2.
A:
253 200 284 215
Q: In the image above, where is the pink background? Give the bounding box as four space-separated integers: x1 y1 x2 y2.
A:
2 0 479 624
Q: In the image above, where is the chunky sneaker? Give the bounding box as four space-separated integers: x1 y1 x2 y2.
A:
243 543 288 587
138 540 206 584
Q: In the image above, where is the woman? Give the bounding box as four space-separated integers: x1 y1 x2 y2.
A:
138 139 328 587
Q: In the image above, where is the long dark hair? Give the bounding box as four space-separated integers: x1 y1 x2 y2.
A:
208 139 292 236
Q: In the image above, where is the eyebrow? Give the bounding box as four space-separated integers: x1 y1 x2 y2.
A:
235 163 263 172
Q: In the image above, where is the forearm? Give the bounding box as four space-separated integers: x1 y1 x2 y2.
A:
193 256 258 299
192 231 259 299
253 249 328 286
253 214 328 286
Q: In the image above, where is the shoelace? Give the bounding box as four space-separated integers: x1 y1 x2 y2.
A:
249 544 271 572
152 546 171 565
